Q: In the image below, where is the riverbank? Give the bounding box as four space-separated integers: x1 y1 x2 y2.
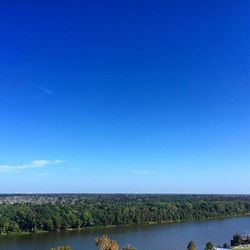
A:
1 213 250 237
1 215 250 250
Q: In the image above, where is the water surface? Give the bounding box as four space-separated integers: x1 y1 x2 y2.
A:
1 216 250 250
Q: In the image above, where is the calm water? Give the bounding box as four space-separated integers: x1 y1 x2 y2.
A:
1 216 250 250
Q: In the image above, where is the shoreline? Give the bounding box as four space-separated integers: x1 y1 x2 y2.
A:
1 213 250 237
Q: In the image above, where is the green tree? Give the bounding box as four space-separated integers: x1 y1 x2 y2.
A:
96 235 119 250
233 233 242 245
187 241 196 250
223 243 230 248
205 241 214 250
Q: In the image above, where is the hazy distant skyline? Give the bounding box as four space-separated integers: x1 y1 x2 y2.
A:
0 1 249 193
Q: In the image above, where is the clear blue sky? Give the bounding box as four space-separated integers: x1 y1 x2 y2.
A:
0 0 249 193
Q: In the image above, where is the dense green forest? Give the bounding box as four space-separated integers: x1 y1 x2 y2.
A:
0 194 250 234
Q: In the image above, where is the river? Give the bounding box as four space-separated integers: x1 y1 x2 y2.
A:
1 216 250 250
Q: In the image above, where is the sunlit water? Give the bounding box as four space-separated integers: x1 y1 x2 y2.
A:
1 216 250 250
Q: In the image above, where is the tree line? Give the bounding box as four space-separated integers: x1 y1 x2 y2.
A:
0 194 250 233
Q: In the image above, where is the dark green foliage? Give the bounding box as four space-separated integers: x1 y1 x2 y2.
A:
232 233 243 245
223 243 230 248
0 194 250 233
205 241 214 250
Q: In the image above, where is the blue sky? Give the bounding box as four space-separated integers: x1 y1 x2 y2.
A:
0 0 249 193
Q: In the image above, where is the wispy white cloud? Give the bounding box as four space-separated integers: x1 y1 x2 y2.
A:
0 160 64 173
37 85 53 95
131 169 155 175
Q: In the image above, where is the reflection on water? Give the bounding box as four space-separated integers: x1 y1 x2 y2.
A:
0 216 250 250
